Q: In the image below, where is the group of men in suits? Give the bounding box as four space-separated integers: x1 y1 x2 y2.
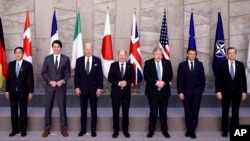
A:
5 40 247 139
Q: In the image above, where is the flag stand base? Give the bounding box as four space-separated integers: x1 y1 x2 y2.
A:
103 80 111 94
131 86 139 94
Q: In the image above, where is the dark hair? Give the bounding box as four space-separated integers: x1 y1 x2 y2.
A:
187 48 197 54
52 40 62 48
14 47 24 54
227 47 237 54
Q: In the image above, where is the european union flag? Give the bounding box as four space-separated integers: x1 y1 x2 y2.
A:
212 12 227 77
188 13 196 49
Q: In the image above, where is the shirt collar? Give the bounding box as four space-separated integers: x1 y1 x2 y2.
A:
16 59 23 64
53 54 61 58
85 56 92 60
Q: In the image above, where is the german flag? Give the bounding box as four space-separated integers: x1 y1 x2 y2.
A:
0 17 7 88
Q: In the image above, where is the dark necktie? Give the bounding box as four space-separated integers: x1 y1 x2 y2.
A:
121 63 124 78
86 57 90 75
55 56 58 70
191 61 194 72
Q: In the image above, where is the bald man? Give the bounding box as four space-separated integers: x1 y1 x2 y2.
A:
108 50 135 138
74 43 103 137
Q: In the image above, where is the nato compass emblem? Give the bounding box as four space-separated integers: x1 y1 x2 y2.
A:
215 40 226 58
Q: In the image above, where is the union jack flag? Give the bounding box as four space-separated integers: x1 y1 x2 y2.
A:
159 11 170 60
129 12 143 86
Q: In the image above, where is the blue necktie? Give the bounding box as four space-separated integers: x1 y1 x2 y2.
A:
16 62 20 77
157 62 161 91
230 61 234 79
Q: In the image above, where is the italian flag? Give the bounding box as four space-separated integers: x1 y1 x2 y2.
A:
71 11 83 70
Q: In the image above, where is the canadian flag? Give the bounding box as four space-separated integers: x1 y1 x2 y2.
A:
22 10 32 63
101 10 113 78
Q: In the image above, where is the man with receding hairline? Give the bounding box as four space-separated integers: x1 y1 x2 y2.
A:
108 49 135 138
216 47 247 137
74 43 103 137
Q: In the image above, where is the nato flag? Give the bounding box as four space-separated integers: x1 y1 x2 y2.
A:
212 12 227 77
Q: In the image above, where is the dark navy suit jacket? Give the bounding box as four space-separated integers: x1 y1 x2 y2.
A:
74 56 103 94
177 58 206 96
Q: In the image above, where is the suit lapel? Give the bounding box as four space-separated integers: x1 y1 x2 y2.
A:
234 61 240 78
16 61 25 78
151 60 158 79
224 61 232 79
58 55 64 71
122 62 130 79
89 57 95 75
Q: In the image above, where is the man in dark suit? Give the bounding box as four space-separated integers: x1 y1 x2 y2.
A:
143 47 173 138
41 40 71 137
216 47 247 137
108 49 135 138
177 48 206 139
74 43 103 137
5 47 34 137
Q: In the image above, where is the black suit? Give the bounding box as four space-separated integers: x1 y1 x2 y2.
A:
74 55 103 132
108 61 135 133
215 60 247 132
177 59 205 133
143 58 173 133
5 60 34 133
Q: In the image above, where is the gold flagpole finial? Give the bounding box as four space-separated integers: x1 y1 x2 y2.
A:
26 7 29 11
134 8 136 13
164 8 166 12
191 8 194 12
106 7 109 10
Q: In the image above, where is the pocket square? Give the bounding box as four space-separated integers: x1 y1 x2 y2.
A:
94 64 98 66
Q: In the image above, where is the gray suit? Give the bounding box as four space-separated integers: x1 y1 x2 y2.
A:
41 54 71 131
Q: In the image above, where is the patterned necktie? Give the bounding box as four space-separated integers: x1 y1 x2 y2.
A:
121 63 124 78
16 62 20 77
191 61 194 72
55 56 58 70
86 57 90 75
230 61 234 79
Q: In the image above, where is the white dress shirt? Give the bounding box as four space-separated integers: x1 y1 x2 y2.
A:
53 54 61 69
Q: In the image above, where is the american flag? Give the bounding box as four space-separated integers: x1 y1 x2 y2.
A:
159 11 170 60
129 12 143 86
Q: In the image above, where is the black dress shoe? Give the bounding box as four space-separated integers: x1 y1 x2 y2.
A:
9 132 19 137
91 131 97 137
147 132 154 138
112 132 119 138
123 131 130 138
222 132 228 137
163 132 171 138
21 132 27 137
185 131 191 137
78 131 86 136
190 132 196 139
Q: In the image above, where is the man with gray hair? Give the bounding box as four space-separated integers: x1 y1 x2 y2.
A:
74 43 103 137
